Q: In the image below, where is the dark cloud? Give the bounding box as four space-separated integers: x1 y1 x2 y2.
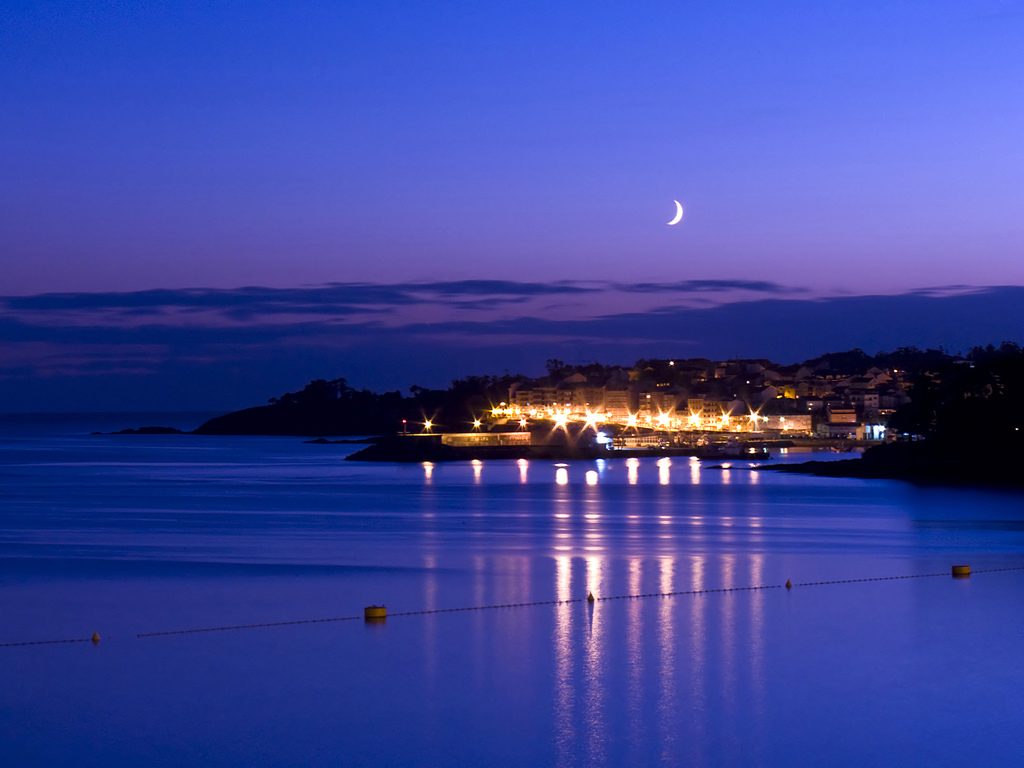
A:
1 280 604 316
612 280 801 294
0 279 793 320
0 283 1021 411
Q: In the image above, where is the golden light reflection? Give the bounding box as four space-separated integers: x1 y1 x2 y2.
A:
517 458 528 484
688 554 706 755
422 461 434 483
554 555 574 762
422 553 439 694
627 557 643 747
626 457 639 485
690 459 701 485
721 553 737 716
658 556 677 756
749 553 766 722
471 458 482 484
657 456 671 486
584 554 606 764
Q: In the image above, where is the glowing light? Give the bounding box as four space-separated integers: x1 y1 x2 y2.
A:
688 412 701 428
472 419 482 429
519 418 528 429
555 467 569 486
626 457 639 485
422 419 433 432
657 456 671 485
626 413 638 427
553 412 568 429
585 470 598 486
422 461 434 481
471 458 482 483
656 412 670 427
517 458 528 484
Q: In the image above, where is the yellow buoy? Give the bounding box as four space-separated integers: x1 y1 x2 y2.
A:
587 591 596 603
364 605 387 621
785 579 792 590
951 564 971 578
91 632 101 644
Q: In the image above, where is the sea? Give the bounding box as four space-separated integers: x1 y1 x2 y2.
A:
2 413 1023 766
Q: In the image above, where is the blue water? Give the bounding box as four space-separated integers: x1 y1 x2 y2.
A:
2 422 1023 766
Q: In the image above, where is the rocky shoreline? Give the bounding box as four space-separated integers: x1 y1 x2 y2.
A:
761 441 1024 489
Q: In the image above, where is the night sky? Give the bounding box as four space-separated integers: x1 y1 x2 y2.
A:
2 2 1023 410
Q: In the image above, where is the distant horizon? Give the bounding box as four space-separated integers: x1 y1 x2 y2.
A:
2 281 1021 412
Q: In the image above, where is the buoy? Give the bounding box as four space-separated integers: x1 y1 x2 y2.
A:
587 591 596 603
785 579 792 590
364 605 387 621
91 632 101 644
951 564 971 578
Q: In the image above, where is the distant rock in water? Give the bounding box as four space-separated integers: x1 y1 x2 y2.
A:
108 426 184 435
305 437 376 445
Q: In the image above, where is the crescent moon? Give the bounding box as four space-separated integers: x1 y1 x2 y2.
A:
667 200 684 226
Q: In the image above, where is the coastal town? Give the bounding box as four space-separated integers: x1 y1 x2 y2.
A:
431 355 905 451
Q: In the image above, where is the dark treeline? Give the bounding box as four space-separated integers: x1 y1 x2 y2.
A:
194 374 521 436
889 342 1024 443
792 343 1024 486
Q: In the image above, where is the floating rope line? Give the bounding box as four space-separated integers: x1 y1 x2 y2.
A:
5 565 1023 646
136 614 362 638
968 565 1024 574
794 572 949 587
794 564 1024 588
0 636 95 648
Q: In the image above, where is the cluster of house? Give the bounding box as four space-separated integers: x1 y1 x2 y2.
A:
490 358 908 440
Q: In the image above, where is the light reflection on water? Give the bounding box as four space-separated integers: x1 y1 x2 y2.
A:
3 437 1024 766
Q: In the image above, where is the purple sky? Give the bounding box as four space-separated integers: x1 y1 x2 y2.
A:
1 2 1023 409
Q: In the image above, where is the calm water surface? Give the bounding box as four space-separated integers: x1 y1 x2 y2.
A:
2 419 1023 766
